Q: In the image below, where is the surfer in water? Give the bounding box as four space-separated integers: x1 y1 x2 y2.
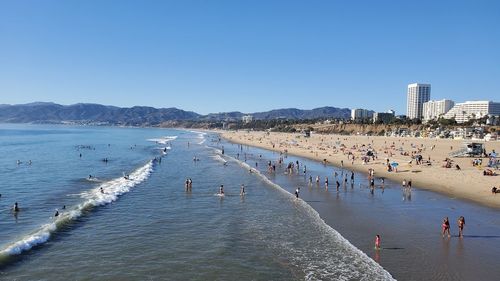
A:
13 202 19 212
100 187 104 194
240 184 245 196
219 185 225 196
54 209 59 217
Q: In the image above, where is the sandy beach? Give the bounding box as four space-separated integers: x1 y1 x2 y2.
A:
221 130 500 209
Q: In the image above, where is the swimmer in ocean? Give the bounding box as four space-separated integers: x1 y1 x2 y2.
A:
240 184 245 196
219 185 224 195
13 202 19 212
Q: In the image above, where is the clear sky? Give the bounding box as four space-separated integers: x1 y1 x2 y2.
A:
0 0 499 114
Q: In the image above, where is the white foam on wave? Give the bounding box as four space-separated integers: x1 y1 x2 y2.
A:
187 130 207 144
219 149 395 280
211 154 227 164
189 130 207 138
0 161 154 258
147 136 178 145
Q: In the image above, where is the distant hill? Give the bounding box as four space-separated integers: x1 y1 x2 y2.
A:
0 103 200 126
0 102 351 125
202 107 350 121
253 106 350 120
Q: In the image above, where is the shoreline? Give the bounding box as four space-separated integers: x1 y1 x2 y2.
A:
219 130 500 209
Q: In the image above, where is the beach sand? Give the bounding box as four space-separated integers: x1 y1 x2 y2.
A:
220 130 500 209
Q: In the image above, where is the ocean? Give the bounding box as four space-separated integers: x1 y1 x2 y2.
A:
1 124 500 281
0 124 391 280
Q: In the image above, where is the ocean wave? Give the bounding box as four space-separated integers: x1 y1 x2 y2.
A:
147 136 178 145
211 154 227 164
188 130 207 138
0 161 154 259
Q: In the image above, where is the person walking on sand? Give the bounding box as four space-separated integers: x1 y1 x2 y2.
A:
295 187 300 199
458 216 465 238
442 217 451 238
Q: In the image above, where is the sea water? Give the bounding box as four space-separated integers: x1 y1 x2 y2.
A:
0 125 393 280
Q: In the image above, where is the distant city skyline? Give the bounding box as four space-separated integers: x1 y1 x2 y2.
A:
1 0 499 114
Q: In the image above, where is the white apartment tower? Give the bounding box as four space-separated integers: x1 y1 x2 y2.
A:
422 99 455 122
407 83 431 119
443 101 500 123
351 109 374 120
242 115 253 123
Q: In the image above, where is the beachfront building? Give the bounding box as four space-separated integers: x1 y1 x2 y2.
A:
373 111 395 124
422 99 455 122
242 115 253 123
407 83 431 120
351 108 374 121
443 101 500 123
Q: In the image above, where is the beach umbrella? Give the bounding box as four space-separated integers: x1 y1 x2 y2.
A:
391 162 399 167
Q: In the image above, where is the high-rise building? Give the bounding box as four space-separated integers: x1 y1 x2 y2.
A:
407 83 431 119
422 99 455 122
443 101 500 123
351 109 374 121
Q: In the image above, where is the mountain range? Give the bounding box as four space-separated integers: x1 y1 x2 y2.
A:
0 102 351 126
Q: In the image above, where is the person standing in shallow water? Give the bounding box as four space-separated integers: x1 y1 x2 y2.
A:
458 216 465 238
442 217 451 238
375 235 381 250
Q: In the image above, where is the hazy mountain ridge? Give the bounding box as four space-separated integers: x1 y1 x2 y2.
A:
0 103 351 125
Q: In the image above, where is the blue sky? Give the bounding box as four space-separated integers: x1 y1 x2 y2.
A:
0 0 498 114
